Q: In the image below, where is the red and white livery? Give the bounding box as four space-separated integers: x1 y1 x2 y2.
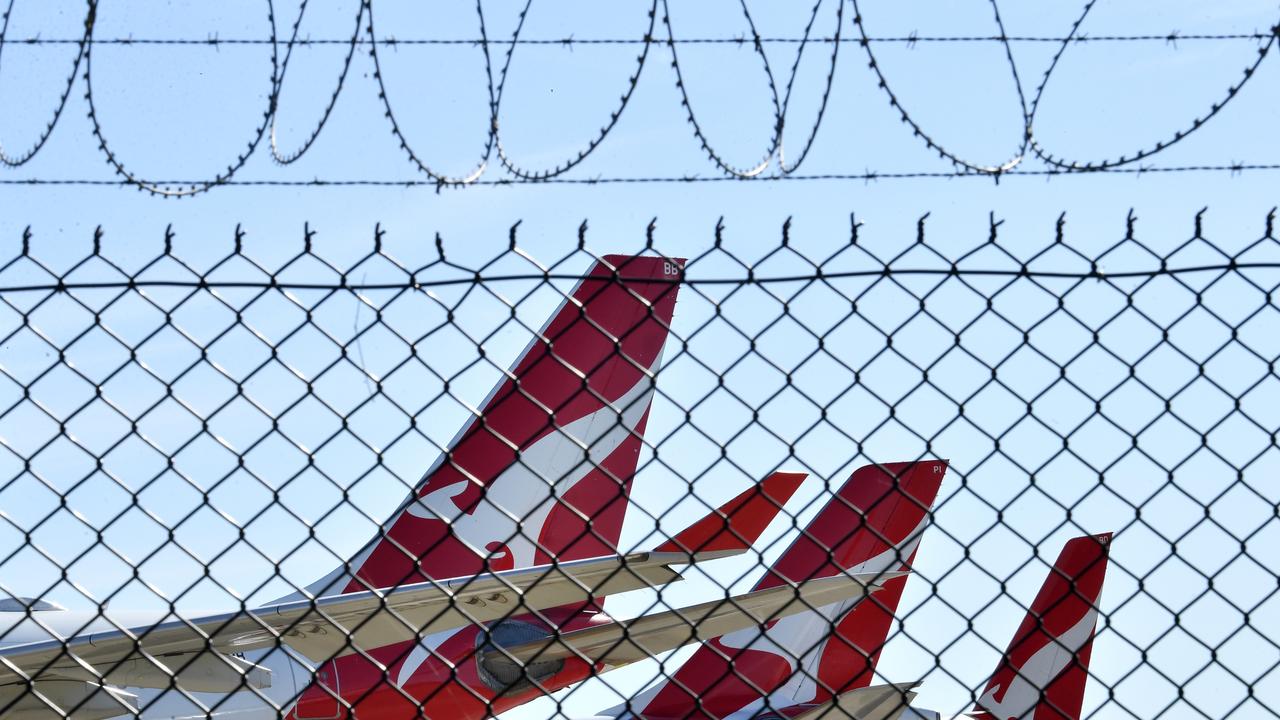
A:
965 533 1111 720
601 460 949 720
904 532 1112 720
0 255 872 719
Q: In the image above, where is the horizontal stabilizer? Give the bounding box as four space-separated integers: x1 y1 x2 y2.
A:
785 683 921 720
656 472 807 556
485 571 906 668
897 710 941 720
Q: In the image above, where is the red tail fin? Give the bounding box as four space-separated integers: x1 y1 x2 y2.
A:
629 460 948 720
973 533 1111 720
310 255 683 594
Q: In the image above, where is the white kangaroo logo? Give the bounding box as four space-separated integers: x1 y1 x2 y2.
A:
622 516 930 718
712 519 928 712
977 607 1099 720
404 369 656 569
390 372 657 690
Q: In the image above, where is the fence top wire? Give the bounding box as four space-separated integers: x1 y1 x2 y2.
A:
4 32 1275 46
4 210 1278 295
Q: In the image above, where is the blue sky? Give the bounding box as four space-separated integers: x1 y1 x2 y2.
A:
2 1 1280 718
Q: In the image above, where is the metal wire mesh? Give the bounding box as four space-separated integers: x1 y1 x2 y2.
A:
1 213 1278 719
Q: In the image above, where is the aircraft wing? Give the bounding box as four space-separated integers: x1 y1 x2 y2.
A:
0 549 724 688
485 571 907 668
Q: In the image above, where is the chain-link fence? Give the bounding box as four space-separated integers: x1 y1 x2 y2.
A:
1 214 1279 719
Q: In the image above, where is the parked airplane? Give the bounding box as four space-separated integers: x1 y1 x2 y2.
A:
956 532 1111 720
892 532 1113 720
587 459 949 720
0 476 851 720
585 482 1110 720
0 254 854 719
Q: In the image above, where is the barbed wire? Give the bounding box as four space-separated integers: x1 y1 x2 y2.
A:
850 0 1030 175
4 33 1277 46
268 0 365 164
776 0 843 174
80 0 280 197
4 162 1280 193
0 0 87 166
493 0 657 181
1 0 1278 195
1025 0 1280 172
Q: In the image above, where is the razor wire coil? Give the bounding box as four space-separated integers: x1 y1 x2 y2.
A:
2 1 1278 194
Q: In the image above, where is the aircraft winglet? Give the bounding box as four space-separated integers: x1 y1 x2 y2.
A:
655 471 807 556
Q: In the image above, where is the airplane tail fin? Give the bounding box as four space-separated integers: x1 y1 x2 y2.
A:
624 460 948 720
311 255 684 594
972 533 1112 720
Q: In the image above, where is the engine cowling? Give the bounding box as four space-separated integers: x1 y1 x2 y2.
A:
474 619 564 695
